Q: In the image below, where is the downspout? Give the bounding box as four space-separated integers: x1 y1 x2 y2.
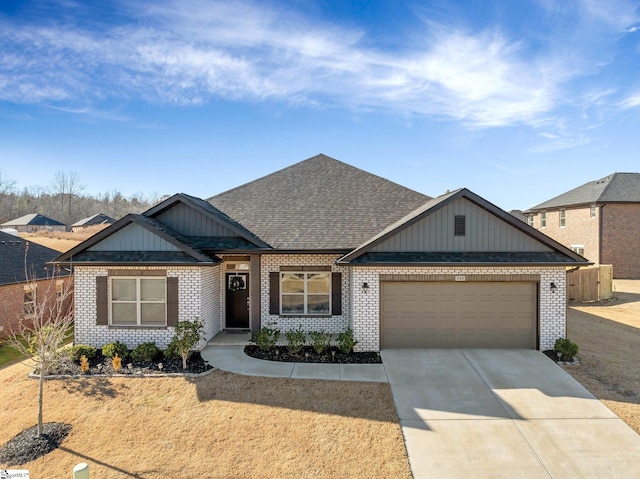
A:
598 203 605 265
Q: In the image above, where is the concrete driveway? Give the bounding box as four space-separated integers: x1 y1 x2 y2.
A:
381 349 640 479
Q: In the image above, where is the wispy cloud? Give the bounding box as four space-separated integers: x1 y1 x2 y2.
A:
619 92 640 109
0 0 637 129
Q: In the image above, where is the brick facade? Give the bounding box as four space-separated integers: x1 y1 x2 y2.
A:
0 276 73 338
351 266 566 351
73 265 220 350
259 254 351 334
601 203 640 278
529 203 640 278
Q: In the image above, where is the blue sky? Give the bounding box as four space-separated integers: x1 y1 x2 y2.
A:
1 0 639 211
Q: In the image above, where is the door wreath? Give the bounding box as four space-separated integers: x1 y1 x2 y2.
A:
228 275 246 291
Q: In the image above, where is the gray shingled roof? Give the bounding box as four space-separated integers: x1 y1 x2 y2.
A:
527 173 640 211
71 213 115 227
208 154 430 249
0 231 67 285
1 213 65 227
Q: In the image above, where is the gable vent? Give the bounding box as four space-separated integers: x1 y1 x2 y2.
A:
454 215 466 236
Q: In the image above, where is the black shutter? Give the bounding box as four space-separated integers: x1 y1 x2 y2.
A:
331 272 342 315
167 277 179 326
96 276 108 325
454 215 466 236
269 272 280 315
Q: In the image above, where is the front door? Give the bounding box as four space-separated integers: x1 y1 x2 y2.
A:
225 272 250 329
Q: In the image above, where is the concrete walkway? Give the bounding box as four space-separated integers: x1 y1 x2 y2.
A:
382 349 640 479
200 345 388 382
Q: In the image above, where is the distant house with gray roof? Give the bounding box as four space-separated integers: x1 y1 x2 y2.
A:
1 213 66 233
71 213 116 232
53 154 586 353
525 173 640 278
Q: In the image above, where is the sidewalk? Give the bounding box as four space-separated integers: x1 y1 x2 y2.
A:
200 345 388 382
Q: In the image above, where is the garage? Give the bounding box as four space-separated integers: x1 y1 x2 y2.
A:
380 281 537 349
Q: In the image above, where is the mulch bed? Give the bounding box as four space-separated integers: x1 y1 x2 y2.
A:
46 351 212 376
245 345 381 364
0 423 71 466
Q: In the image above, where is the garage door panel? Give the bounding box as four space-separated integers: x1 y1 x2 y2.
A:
381 282 536 349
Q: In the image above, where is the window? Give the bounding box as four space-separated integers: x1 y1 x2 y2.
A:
23 284 36 317
590 205 596 218
540 212 547 228
454 215 466 236
110 277 166 326
280 272 330 315
56 280 64 302
559 209 566 227
571 245 585 256
528 215 534 227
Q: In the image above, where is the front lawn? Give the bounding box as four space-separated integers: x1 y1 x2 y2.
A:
0 362 411 478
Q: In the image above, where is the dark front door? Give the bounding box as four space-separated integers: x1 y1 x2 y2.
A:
225 272 250 329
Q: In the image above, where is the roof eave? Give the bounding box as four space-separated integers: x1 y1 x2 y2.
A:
337 260 592 267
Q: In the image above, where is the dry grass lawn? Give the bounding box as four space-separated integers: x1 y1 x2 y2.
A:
0 362 411 478
565 279 640 434
19 226 108 252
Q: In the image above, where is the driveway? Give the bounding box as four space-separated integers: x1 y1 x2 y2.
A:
381 349 640 479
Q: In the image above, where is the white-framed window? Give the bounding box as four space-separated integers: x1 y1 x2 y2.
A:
23 284 36 317
540 212 547 228
527 215 534 227
280 272 331 315
571 245 585 256
559 209 566 227
590 205 596 218
110 277 166 326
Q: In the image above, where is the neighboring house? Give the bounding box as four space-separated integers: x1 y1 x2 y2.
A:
53 154 587 352
71 213 116 232
1 213 66 233
525 173 640 279
0 231 72 338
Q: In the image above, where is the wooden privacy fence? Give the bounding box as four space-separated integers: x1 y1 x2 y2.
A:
567 265 613 302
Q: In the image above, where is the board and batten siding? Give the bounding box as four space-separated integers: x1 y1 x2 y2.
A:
155 202 239 237
87 223 180 252
371 197 552 253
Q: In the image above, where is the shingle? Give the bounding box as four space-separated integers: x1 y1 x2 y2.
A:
0 231 67 285
1 213 65 227
350 251 579 264
527 173 640 210
208 154 430 249
67 251 215 264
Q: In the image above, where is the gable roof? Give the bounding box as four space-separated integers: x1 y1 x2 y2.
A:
208 154 430 249
2 213 65 227
338 188 588 265
71 213 116 228
527 173 640 211
144 193 269 249
0 231 66 285
54 214 219 265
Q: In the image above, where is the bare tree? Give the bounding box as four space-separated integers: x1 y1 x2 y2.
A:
65 171 84 228
6 242 73 437
51 170 68 221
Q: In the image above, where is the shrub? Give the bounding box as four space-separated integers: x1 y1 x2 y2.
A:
309 330 330 354
255 327 280 352
166 318 204 369
554 338 579 359
102 341 129 360
285 327 306 355
112 353 122 372
337 328 358 354
69 344 97 362
79 355 90 374
131 342 160 362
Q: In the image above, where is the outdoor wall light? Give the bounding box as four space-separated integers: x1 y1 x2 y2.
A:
362 282 369 293
550 282 558 293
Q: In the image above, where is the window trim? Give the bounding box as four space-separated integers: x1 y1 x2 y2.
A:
527 215 534 227
571 244 585 256
559 209 566 228
540 212 547 228
280 271 331 316
109 276 167 327
590 205 596 218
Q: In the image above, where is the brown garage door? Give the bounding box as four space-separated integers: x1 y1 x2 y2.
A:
381 282 537 349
